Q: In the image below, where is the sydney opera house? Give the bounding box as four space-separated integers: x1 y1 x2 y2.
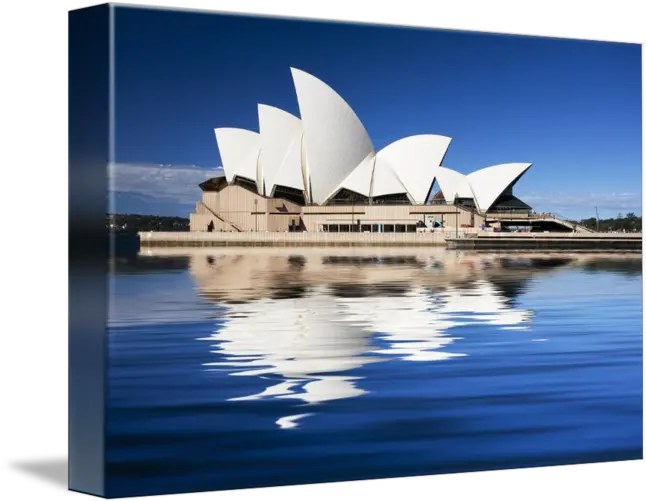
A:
190 68 534 233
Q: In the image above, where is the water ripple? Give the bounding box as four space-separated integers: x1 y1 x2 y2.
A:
106 249 642 497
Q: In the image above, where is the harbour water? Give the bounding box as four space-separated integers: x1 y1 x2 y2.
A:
106 247 642 498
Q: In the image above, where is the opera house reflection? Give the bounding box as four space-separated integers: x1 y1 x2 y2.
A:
200 291 384 411
173 248 567 428
114 247 641 429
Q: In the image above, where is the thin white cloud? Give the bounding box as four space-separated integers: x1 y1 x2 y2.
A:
517 191 641 218
108 162 222 205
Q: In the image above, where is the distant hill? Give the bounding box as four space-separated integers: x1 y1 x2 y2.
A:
107 213 189 235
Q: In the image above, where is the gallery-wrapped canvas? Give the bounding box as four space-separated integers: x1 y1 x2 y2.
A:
69 3 643 498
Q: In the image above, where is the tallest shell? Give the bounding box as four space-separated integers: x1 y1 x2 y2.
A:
291 68 375 204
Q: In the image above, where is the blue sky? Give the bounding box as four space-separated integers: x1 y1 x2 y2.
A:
111 6 641 219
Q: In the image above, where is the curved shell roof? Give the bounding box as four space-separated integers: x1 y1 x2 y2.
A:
374 135 451 203
214 128 262 191
467 163 532 212
371 160 409 198
291 68 375 204
338 152 376 198
258 104 303 195
434 167 474 204
213 69 533 212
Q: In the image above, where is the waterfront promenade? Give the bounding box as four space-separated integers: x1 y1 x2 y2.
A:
138 230 641 251
138 229 460 247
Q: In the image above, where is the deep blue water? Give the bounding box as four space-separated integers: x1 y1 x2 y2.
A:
106 249 642 498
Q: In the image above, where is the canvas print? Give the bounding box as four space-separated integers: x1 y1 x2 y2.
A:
69 4 642 498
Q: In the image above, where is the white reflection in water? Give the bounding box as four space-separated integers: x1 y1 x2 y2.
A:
338 289 465 362
276 413 315 430
111 249 641 429
338 280 532 361
201 289 384 412
199 277 532 428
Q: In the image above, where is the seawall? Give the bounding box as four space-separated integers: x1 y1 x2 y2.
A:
138 230 642 251
446 232 642 252
138 231 455 247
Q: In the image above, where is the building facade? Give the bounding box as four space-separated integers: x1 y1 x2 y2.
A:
190 68 533 233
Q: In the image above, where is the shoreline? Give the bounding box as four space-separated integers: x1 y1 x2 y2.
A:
139 241 447 247
136 231 642 252
138 230 452 247
446 232 641 252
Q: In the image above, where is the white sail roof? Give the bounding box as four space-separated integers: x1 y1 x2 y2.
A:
337 152 376 197
435 167 474 204
370 159 409 198
374 135 451 203
212 69 534 212
258 105 303 195
214 128 261 191
291 68 375 204
467 163 532 212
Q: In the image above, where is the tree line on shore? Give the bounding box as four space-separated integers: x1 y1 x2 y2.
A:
576 213 641 232
107 213 189 234
106 212 642 234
